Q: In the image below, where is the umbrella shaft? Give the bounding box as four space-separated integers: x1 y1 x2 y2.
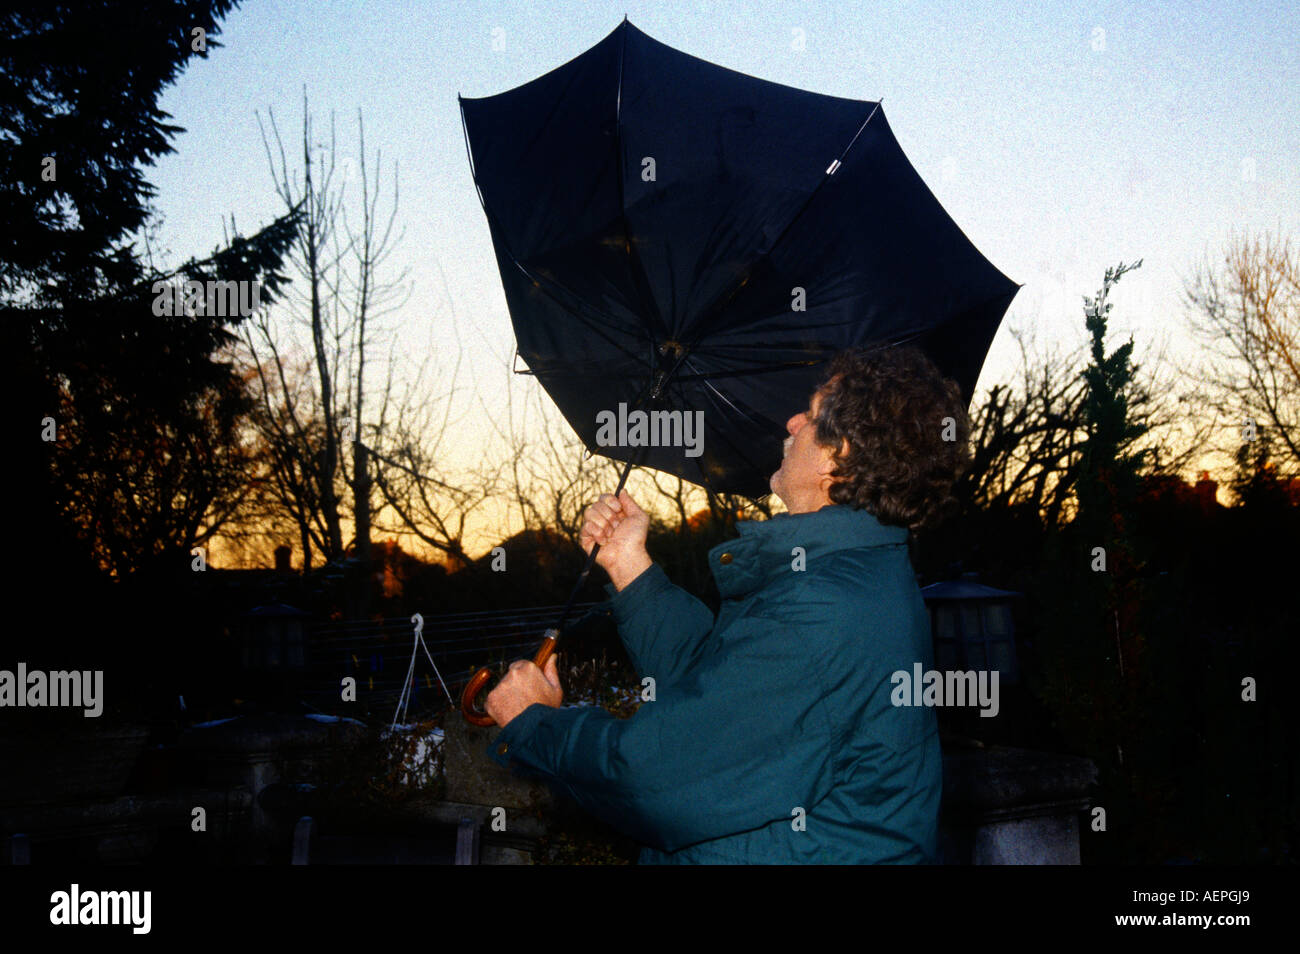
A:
552 453 637 636
548 352 685 645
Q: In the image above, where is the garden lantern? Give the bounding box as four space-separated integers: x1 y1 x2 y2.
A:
920 573 1021 685
241 602 311 672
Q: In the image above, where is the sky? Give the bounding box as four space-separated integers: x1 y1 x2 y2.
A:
144 0 1300 561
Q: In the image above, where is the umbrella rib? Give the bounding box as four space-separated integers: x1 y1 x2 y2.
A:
460 95 655 369
459 95 651 368
613 19 672 344
668 356 824 381
674 323 947 388
681 331 930 465
678 361 775 502
683 100 884 350
508 255 650 365
682 354 771 433
457 94 490 217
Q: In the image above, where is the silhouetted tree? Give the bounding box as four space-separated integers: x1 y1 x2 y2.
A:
3 1 301 584
1184 228 1300 477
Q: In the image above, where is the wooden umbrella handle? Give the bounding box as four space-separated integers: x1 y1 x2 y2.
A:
460 495 618 726
461 632 559 727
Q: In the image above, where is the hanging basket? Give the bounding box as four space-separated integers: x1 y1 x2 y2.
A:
373 721 445 797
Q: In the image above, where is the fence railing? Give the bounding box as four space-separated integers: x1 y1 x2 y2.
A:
296 603 608 714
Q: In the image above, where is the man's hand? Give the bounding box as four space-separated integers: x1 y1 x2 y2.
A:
579 490 652 591
485 654 563 728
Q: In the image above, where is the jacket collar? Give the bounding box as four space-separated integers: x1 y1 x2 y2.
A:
708 504 909 599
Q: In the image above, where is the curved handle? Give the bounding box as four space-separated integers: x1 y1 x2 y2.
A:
460 633 559 727
460 667 496 726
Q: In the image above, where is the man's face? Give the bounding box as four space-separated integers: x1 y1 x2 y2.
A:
770 385 840 513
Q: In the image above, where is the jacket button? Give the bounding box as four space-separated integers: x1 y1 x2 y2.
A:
497 743 509 756
719 552 733 565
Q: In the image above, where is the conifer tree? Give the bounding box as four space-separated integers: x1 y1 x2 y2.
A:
2 2 300 583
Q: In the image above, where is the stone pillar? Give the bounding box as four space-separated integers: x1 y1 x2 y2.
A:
179 714 365 837
940 742 1097 865
436 715 558 863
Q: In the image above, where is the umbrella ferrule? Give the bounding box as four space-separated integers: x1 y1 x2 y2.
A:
658 339 684 359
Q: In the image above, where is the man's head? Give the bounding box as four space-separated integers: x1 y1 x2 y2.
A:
769 385 841 514
769 345 972 527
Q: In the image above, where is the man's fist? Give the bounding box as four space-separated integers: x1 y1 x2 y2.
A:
485 654 563 728
579 490 652 591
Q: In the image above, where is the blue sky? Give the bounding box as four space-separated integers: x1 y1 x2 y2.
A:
145 0 1299 553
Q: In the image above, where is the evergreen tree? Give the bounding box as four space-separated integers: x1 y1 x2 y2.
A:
1076 260 1149 534
1032 261 1172 858
0 1 241 301
1 2 299 665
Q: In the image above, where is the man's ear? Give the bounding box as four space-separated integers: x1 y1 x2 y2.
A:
819 438 849 473
817 438 848 481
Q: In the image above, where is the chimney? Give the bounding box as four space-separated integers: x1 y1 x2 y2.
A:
274 545 292 573
1194 471 1218 509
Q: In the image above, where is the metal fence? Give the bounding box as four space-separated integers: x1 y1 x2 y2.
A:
300 603 605 714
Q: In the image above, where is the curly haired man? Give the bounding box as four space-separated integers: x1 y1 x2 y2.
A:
486 344 971 864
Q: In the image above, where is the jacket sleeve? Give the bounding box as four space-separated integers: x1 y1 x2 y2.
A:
490 610 838 854
602 562 716 686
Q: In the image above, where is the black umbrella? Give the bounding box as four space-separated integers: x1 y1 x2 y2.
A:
457 17 1019 723
459 17 1019 498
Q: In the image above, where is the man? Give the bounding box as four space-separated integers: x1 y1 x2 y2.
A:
486 344 971 863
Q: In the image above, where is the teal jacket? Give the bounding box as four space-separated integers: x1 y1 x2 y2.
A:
489 503 942 864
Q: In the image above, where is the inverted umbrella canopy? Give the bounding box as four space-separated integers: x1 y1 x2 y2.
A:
459 17 1018 498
